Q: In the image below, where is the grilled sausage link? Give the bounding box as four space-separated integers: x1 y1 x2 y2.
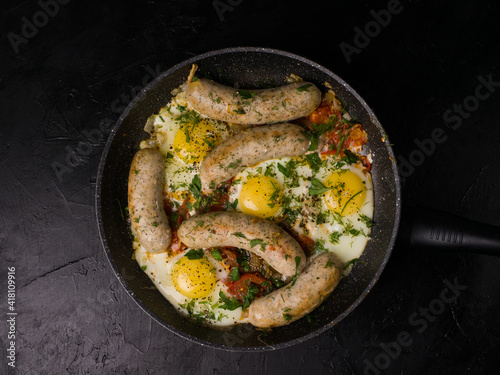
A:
128 148 171 253
200 123 310 192
248 252 342 328
186 78 321 125
177 212 306 278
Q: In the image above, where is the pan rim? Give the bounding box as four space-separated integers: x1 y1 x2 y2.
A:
95 46 402 351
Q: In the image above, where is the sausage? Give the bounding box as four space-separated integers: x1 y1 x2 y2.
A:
200 123 310 192
128 148 171 253
185 78 321 125
177 212 306 278
248 252 342 328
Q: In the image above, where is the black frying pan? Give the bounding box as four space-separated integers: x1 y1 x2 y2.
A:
96 47 402 350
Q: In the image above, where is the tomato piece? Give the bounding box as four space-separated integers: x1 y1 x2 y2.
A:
309 103 335 126
228 272 273 301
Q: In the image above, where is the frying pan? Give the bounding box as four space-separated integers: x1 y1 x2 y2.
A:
96 47 401 350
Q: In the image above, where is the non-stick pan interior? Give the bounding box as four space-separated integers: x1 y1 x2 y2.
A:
96 47 401 350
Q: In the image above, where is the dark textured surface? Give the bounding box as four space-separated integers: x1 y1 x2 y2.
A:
1 0 499 374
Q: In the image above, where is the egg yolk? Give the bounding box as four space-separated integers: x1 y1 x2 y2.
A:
173 119 219 164
239 176 282 218
171 255 217 299
323 170 366 216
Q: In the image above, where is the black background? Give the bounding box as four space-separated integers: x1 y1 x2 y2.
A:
1 0 499 374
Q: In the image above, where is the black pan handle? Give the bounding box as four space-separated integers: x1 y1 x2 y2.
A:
400 207 500 256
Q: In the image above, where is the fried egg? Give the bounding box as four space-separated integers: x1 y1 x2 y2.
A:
228 154 373 271
146 100 233 214
133 243 248 326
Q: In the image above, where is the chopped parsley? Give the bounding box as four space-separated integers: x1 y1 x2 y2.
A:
236 252 251 272
296 83 312 92
237 90 256 99
316 212 328 225
344 222 365 237
341 190 363 215
312 239 328 255
305 152 323 173
189 175 202 200
185 249 204 260
225 199 239 211
242 283 260 310
329 231 342 244
229 266 240 281
218 291 242 311
232 232 247 239
309 178 332 196
335 135 346 157
291 256 301 286
342 149 359 164
250 238 267 251
210 249 223 261
226 158 242 170
325 260 335 268
359 214 374 228
277 162 291 178
343 258 358 270
283 313 293 321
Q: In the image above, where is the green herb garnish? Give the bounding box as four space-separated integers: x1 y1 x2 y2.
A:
359 214 374 228
305 152 322 173
229 266 240 281
329 231 342 245
236 252 250 272
312 239 328 255
340 190 363 214
189 175 202 200
250 239 267 251
297 84 312 92
242 283 260 310
211 249 223 261
218 291 242 311
277 162 291 178
342 149 359 164
309 178 332 196
283 313 293 321
185 249 204 260
343 258 358 270
325 260 335 268
237 90 256 99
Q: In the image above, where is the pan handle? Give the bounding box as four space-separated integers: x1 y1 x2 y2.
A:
400 206 500 256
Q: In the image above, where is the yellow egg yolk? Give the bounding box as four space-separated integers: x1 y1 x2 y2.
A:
239 176 282 218
173 119 219 164
171 255 217 298
323 170 366 216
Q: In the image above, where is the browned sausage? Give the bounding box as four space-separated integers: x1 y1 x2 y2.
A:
128 149 171 253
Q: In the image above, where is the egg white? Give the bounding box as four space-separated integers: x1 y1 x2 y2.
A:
228 154 373 274
133 241 248 326
149 99 234 214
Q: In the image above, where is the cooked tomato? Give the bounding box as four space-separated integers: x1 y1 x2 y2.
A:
228 272 273 301
296 101 338 130
309 102 336 127
322 123 368 157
